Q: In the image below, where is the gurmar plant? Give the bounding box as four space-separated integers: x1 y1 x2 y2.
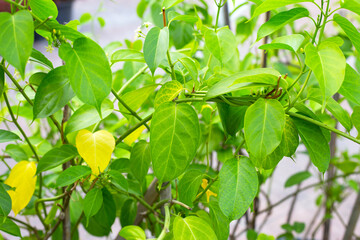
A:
1 0 360 239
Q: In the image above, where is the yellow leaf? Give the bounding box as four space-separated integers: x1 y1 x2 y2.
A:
123 124 146 146
201 179 217 202
5 161 37 215
76 129 115 175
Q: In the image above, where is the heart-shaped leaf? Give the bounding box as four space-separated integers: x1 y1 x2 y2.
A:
76 130 115 175
4 161 37 215
0 11 34 77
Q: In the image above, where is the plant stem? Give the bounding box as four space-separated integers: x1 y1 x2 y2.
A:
214 1 222 31
115 66 147 97
3 92 40 161
258 171 360 215
8 216 40 239
112 185 157 215
317 0 331 43
287 112 360 145
286 70 312 111
162 7 177 80
111 89 150 130
157 204 170 240
175 98 204 103
0 64 61 131
342 190 360 240
116 113 153 145
171 200 192 210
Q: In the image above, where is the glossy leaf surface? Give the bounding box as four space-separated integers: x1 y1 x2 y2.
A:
244 98 285 160
219 157 258 220
173 216 218 240
143 27 169 74
5 161 37 215
0 11 34 77
76 130 115 175
33 66 75 118
150 102 200 183
59 38 112 112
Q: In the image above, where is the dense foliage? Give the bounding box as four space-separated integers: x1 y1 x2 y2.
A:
1 0 360 239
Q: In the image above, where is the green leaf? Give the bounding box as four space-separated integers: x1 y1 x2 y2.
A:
80 13 92 24
65 99 113 135
33 66 75 119
0 66 4 97
168 14 199 25
154 80 183 108
59 38 112 112
44 202 59 225
251 0 314 21
305 42 346 104
0 11 34 77
5 144 28 162
178 57 198 82
30 48 54 69
284 171 311 188
204 27 237 64
119 225 146 240
143 27 169 74
308 88 352 131
108 170 128 192
0 217 21 237
120 199 137 227
56 166 92 187
36 145 78 174
111 49 145 63
281 117 299 157
219 157 258 220
29 0 58 20
209 199 230 240
129 141 151 183
29 72 47 86
256 7 309 41
341 0 360 15
259 34 305 52
258 233 275 240
83 188 116 236
118 85 158 116
150 102 200 183
0 130 21 143
169 20 194 49
178 170 203 207
0 184 11 216
293 222 305 233
163 0 185 9
173 216 218 240
205 68 284 99
84 188 103 220
294 103 331 142
244 98 285 160
339 64 360 105
98 17 106 27
333 14 360 54
250 142 284 169
351 106 360 138
291 114 330 172
217 103 247 136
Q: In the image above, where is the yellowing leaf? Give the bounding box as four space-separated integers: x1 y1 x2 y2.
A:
123 124 146 146
76 129 115 175
5 161 37 215
201 179 217 202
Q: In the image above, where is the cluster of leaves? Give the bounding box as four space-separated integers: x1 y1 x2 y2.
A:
1 0 360 239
